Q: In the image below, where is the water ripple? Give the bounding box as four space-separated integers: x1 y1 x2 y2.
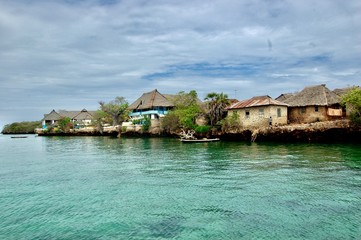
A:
0 136 360 239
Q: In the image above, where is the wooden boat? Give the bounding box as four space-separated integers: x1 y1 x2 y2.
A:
11 136 28 138
180 138 220 143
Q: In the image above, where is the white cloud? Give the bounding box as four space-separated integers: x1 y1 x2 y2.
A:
0 0 360 128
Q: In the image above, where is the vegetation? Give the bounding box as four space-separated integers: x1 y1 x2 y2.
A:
221 111 241 132
161 111 180 133
130 117 151 132
341 87 361 125
2 121 41 134
92 110 110 133
161 90 203 132
132 117 151 130
194 125 211 133
142 117 151 132
204 92 230 127
58 117 73 132
99 96 129 126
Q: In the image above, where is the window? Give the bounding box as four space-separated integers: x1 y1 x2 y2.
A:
315 106 319 112
300 107 306 114
245 110 250 118
259 108 264 117
277 108 282 117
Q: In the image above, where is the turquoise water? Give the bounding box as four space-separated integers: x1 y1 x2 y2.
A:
0 135 360 239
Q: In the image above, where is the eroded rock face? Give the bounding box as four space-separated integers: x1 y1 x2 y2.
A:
220 127 361 143
36 120 361 143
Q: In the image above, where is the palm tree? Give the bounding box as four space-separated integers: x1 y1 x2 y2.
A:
204 92 230 127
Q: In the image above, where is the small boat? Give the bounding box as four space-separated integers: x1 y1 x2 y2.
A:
180 138 220 143
11 136 28 138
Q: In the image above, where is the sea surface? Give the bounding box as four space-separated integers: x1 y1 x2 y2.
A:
0 134 360 239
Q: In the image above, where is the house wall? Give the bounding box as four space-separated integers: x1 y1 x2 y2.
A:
288 106 333 123
73 119 93 125
289 105 345 123
229 105 288 129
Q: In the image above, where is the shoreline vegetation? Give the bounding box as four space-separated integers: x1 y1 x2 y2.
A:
3 119 359 143
2 86 360 143
1 121 41 134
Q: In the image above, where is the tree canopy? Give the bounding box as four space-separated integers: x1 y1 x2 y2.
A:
204 92 230 127
161 90 203 132
2 121 41 134
99 96 129 126
341 87 361 125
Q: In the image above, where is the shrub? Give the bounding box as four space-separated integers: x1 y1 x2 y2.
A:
131 117 151 132
194 125 211 133
1 121 41 134
341 87 361 126
58 117 72 132
221 111 241 132
142 117 151 132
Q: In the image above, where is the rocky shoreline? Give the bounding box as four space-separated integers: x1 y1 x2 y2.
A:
28 120 361 144
220 126 361 143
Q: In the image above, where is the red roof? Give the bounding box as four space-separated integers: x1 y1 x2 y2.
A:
228 95 288 109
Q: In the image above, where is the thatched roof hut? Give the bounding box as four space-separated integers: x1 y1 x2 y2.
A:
275 93 295 103
42 109 96 122
42 109 62 121
128 89 174 110
333 86 360 96
282 84 340 107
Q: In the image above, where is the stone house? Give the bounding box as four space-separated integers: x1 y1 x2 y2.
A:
277 84 343 124
227 95 288 129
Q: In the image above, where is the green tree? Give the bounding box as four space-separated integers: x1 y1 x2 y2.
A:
162 90 203 132
92 110 109 133
341 87 361 125
221 111 241 132
204 92 230 127
58 117 72 132
142 116 151 132
172 90 199 108
161 111 180 133
99 96 129 126
2 121 41 134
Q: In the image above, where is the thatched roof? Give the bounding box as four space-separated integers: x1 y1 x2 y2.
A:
333 86 360 96
42 109 62 121
73 109 95 120
162 94 177 103
43 109 96 121
58 110 80 119
128 89 174 110
275 93 295 103
283 84 340 107
228 95 288 110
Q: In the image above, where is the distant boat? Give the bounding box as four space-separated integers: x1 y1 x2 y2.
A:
11 136 28 138
180 138 220 143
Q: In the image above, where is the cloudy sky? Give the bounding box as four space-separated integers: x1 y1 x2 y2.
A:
1 0 360 128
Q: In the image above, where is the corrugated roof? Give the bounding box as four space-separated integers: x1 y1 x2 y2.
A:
283 84 340 107
128 89 174 110
228 95 288 110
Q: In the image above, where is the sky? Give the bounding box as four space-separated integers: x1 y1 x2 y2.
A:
1 0 360 128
